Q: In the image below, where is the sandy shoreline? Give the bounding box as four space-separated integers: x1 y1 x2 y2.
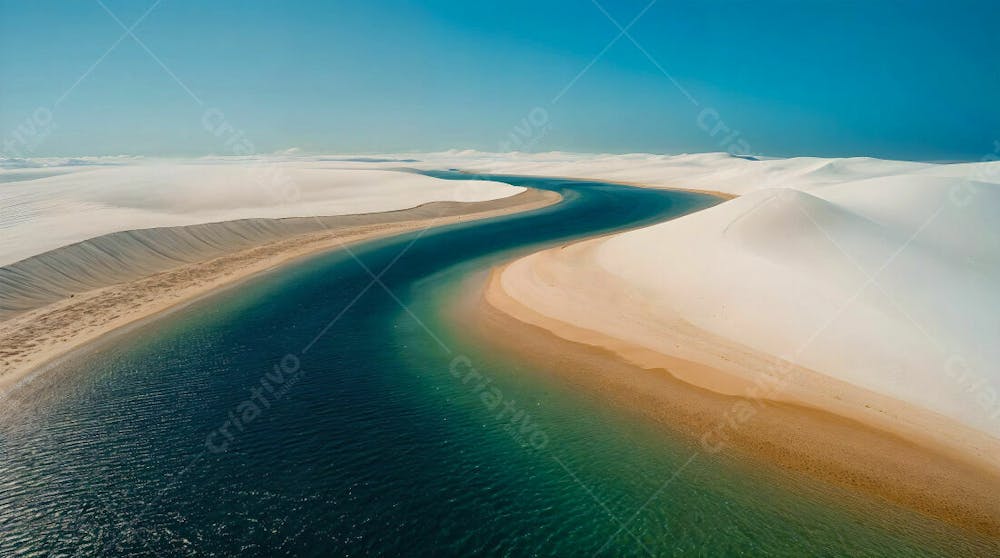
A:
474 252 1000 537
0 188 561 395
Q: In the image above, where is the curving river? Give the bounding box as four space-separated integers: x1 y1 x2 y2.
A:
0 174 994 556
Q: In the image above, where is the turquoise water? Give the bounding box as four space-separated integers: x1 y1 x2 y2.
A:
0 175 995 556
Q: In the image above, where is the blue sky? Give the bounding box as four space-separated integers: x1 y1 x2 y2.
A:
1 0 997 160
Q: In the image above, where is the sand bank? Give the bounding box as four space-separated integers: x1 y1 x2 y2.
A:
0 188 560 393
476 240 1000 536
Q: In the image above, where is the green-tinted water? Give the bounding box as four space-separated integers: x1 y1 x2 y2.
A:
0 174 994 556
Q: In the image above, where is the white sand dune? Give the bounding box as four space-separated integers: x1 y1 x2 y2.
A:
406 150 948 196
491 153 1000 449
0 160 523 266
0 160 524 319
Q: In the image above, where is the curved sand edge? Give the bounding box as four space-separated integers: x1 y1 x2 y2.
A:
476 242 1000 536
0 188 561 394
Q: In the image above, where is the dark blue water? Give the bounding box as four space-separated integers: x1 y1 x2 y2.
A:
0 174 994 556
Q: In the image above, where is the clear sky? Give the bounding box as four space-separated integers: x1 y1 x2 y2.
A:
1 0 997 160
